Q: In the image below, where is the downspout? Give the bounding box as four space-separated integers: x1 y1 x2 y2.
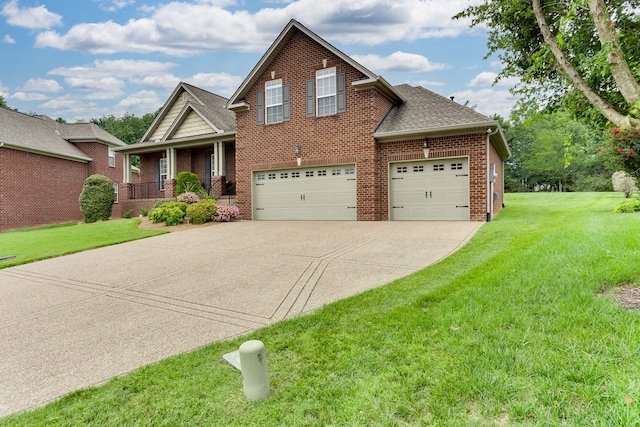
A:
486 127 499 222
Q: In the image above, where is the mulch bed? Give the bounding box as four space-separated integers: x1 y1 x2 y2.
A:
136 217 218 232
612 285 640 311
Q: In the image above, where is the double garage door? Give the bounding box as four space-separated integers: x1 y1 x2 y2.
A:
253 165 357 220
252 158 470 221
390 158 470 221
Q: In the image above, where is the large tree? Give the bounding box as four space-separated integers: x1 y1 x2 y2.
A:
456 0 640 131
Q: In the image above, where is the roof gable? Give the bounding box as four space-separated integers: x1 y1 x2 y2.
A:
226 19 404 111
166 103 222 140
140 82 235 143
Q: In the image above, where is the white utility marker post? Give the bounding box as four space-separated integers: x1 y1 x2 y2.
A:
239 340 270 401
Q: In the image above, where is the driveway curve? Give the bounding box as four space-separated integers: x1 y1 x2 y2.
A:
0 220 480 416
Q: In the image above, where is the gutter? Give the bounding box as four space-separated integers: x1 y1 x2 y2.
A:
0 140 92 163
113 131 236 154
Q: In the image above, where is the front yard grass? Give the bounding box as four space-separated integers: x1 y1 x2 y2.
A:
2 192 639 425
0 219 166 269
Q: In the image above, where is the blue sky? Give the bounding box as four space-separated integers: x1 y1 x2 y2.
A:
0 0 519 122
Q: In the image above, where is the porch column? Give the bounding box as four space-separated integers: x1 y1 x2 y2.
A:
123 153 131 184
219 141 226 177
168 147 177 179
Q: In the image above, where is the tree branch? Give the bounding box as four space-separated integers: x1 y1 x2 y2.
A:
588 0 640 106
532 0 636 129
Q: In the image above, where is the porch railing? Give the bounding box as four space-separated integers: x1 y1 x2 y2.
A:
128 182 165 200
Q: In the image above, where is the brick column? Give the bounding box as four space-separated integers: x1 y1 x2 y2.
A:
164 179 177 198
211 176 226 197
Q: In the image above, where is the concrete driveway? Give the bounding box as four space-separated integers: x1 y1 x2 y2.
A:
0 220 480 416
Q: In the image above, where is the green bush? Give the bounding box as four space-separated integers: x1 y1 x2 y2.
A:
186 199 217 225
614 199 640 213
176 172 204 195
122 209 133 219
165 207 186 226
78 174 115 223
140 207 149 217
153 199 172 209
149 202 189 224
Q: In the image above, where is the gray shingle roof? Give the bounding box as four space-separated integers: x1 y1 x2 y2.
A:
376 84 496 135
182 83 235 132
58 122 126 146
0 108 92 161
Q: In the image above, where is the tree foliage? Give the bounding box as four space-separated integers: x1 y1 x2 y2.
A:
0 95 8 109
91 111 158 145
455 0 640 131
504 111 613 192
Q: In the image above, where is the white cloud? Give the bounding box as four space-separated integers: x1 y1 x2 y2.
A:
40 95 97 112
185 72 244 97
34 0 484 55
115 90 163 113
467 71 520 87
96 0 135 12
450 88 519 119
0 81 9 98
11 91 49 101
18 78 62 93
411 79 446 88
1 0 62 30
351 51 450 73
3 34 15 43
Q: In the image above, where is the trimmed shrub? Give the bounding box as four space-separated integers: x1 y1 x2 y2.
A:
140 207 149 217
186 199 217 225
176 171 204 195
177 191 200 204
614 199 640 213
78 174 115 223
214 204 240 222
122 209 133 219
165 207 186 226
153 199 172 209
148 202 188 224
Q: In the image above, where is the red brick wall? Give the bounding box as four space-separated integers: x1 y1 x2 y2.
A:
234 29 393 220
378 133 488 222
0 148 87 231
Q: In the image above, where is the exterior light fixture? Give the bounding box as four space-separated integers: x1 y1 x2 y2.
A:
295 144 302 166
423 138 430 158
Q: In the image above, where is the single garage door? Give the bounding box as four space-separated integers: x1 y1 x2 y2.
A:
390 158 470 221
253 165 356 220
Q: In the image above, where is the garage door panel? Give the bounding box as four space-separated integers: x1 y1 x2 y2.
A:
254 165 356 220
390 158 469 221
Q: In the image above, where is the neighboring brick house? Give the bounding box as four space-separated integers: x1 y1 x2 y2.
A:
120 20 509 222
0 107 127 231
116 82 236 215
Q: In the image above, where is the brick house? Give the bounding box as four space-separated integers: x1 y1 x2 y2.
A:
0 107 127 231
120 20 509 221
116 82 236 215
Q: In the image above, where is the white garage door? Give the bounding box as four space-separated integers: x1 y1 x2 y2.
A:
390 158 470 221
253 165 356 220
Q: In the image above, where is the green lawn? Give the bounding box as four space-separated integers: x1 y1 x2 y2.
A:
0 219 166 269
2 193 639 426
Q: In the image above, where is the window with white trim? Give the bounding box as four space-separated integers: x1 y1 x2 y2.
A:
108 146 115 167
159 158 168 190
113 182 119 203
316 67 336 116
265 79 283 124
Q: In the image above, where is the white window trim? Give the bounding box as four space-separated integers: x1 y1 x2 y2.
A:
316 67 336 116
108 146 115 167
159 158 168 190
265 79 283 124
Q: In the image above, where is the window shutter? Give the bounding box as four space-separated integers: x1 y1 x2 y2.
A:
154 159 160 189
205 154 212 189
256 90 264 125
306 79 315 117
337 72 346 113
283 84 291 122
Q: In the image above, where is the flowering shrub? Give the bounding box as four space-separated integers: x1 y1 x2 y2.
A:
608 127 640 177
185 199 217 224
177 191 200 204
612 171 638 198
214 204 240 222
